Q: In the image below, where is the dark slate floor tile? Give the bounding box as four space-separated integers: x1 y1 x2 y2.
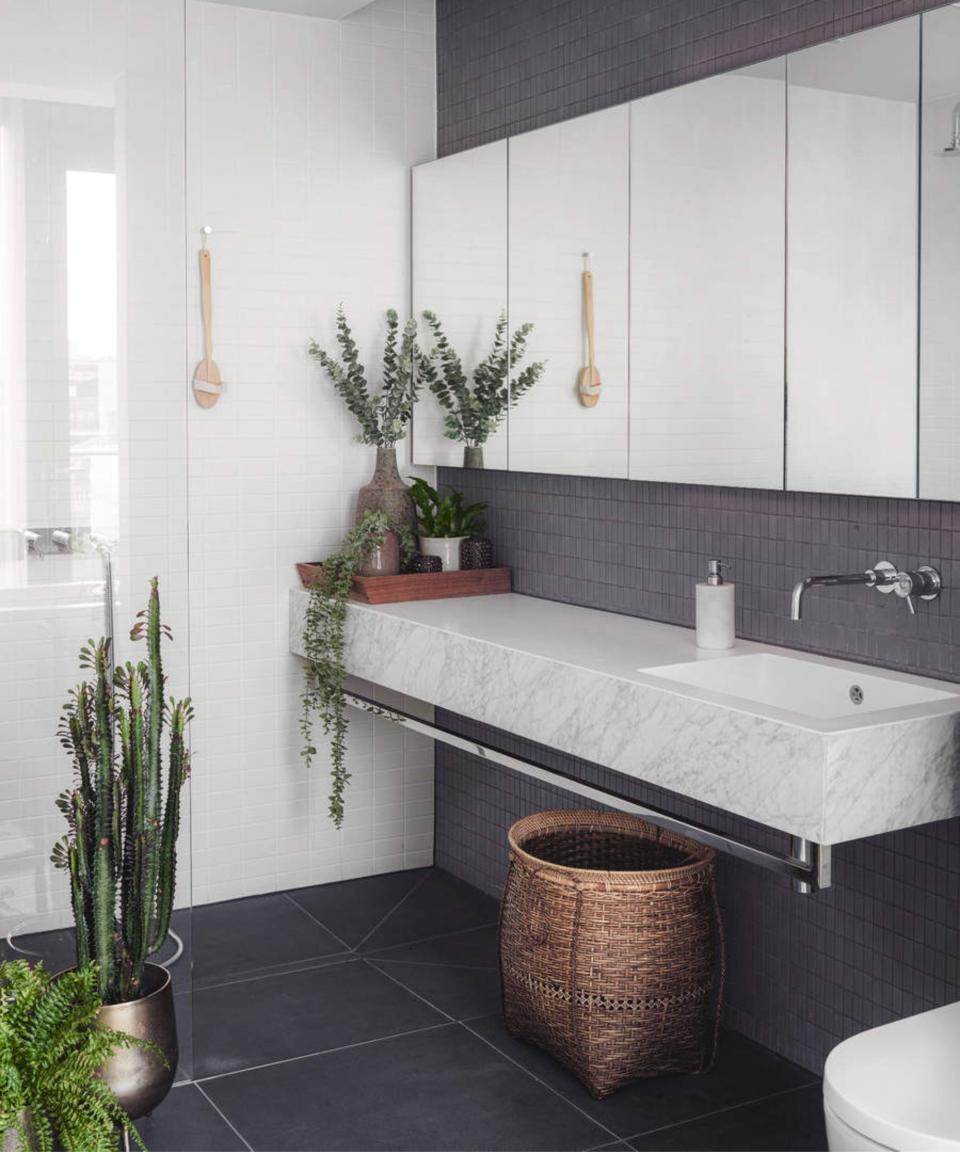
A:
134 1083 248 1151
192 892 348 984
366 923 500 968
203 1022 611 1151
192 957 445 1077
174 990 193 1083
368 957 502 1021
626 1084 827 1151
465 1017 818 1139
286 868 431 948
357 870 500 953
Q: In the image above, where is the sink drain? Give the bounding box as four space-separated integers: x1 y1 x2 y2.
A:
849 685 864 706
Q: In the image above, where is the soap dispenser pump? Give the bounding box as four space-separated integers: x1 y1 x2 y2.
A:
696 559 735 650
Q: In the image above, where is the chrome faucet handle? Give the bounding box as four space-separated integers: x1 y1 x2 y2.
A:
895 566 942 615
871 560 899 592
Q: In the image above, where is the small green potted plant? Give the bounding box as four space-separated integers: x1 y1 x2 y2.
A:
417 310 545 469
408 479 487 572
309 307 421 537
301 511 415 827
0 960 156 1152
51 577 190 1120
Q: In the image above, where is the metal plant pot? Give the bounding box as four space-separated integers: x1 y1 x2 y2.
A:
97 963 178 1121
1 1111 35 1152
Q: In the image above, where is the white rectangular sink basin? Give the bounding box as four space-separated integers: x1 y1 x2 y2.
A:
643 653 957 721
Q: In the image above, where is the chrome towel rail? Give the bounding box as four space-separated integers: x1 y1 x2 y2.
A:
345 692 832 893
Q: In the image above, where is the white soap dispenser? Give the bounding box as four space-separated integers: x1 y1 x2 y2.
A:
696 559 735 650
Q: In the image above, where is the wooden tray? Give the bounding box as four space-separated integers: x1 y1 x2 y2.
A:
297 562 511 604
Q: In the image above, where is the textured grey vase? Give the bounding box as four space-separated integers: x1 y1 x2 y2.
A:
355 447 416 540
463 445 484 469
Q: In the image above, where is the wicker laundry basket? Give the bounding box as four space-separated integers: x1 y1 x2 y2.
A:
500 810 724 1099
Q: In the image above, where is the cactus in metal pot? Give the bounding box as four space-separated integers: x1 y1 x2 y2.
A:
51 578 192 1004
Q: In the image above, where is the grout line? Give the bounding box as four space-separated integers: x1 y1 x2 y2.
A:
193 1021 454 1085
353 870 432 950
458 1020 620 1145
360 919 500 957
194 1082 255 1152
622 1080 822 1143
369 956 498 972
282 891 355 953
193 953 360 993
363 957 456 1023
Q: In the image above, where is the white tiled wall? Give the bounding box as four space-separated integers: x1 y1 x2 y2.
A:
185 0 436 907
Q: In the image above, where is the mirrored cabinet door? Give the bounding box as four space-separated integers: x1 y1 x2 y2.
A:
411 141 508 469
629 62 786 487
507 105 630 477
919 5 960 500
786 18 919 497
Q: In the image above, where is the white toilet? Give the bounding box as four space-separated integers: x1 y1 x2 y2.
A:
824 1001 960 1150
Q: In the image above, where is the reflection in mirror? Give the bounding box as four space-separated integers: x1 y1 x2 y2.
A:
411 141 508 469
507 105 630 477
919 5 960 499
629 60 785 487
786 17 919 497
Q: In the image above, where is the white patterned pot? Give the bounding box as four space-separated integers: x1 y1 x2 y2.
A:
419 536 466 572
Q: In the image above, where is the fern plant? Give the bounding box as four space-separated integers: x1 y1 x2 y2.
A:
0 960 157 1152
308 307 421 447
300 511 414 827
408 479 487 539
417 311 545 448
51 578 192 1005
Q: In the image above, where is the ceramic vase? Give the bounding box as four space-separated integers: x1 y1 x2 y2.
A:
355 447 416 541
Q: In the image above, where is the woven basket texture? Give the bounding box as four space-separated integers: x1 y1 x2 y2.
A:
500 809 724 1099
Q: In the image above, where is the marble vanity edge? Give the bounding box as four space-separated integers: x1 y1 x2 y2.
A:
290 591 960 845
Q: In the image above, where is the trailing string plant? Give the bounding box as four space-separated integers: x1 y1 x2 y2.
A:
300 510 415 827
417 310 545 452
408 479 487 540
51 578 192 1005
308 307 420 446
0 959 158 1152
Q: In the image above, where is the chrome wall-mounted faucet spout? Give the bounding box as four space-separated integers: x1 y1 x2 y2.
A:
790 561 899 621
790 560 942 621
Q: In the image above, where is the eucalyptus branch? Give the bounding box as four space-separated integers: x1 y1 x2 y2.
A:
309 307 421 447
420 311 544 447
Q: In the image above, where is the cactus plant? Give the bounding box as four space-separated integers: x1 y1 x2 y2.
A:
51 578 192 1005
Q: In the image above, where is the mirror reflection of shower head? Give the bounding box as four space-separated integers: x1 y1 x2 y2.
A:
942 102 960 155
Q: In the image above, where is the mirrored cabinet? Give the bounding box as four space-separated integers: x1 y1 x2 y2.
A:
411 141 508 469
629 61 785 487
920 4 960 501
786 18 919 498
412 10 954 503
508 105 630 478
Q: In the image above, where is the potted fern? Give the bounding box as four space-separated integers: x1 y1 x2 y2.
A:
408 479 487 572
417 310 545 469
309 307 421 537
50 577 189 1120
0 960 155 1152
301 511 414 827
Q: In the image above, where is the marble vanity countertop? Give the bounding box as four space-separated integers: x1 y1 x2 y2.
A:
290 591 960 845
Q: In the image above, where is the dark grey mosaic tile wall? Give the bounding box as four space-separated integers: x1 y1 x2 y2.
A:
434 0 960 1080
437 0 945 156
435 710 960 1074
438 470 960 682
